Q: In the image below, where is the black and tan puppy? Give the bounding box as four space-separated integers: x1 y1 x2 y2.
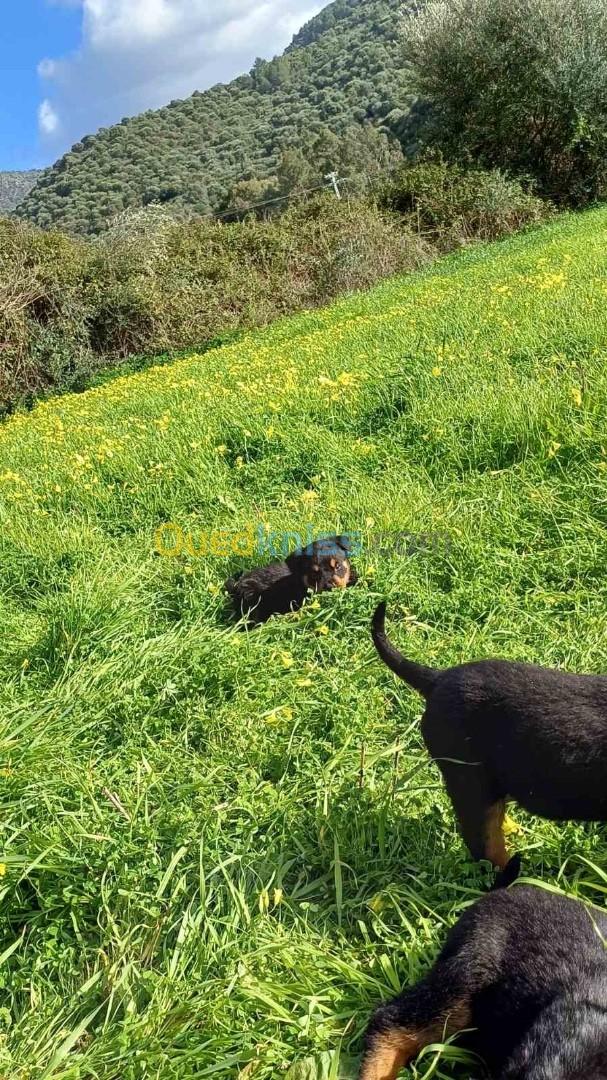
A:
359 877 607 1080
226 535 357 624
372 602 607 869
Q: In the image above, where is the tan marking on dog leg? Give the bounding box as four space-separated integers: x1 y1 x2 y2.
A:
484 799 509 869
359 1002 472 1080
358 1030 421 1080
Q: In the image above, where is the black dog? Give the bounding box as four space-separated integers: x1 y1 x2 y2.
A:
359 874 607 1079
372 601 607 868
226 536 357 624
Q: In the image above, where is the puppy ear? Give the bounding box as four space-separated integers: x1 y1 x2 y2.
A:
334 534 353 554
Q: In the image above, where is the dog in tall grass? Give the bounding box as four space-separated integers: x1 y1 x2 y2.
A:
359 873 607 1080
226 535 357 624
371 601 607 869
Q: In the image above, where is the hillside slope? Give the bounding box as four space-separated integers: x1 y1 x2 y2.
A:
16 0 410 235
1 210 607 1076
0 170 42 212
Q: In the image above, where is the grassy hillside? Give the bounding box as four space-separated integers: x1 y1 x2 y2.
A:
1 208 607 1077
0 171 42 212
17 0 410 235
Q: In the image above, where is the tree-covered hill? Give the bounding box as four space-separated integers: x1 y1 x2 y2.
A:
17 0 412 235
0 171 42 212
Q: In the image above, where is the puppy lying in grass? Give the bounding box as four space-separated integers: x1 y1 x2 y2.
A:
372 601 607 868
359 870 607 1080
226 535 357 624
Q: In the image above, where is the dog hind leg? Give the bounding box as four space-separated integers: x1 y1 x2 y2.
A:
359 970 472 1080
440 763 508 868
421 708 509 868
483 798 508 869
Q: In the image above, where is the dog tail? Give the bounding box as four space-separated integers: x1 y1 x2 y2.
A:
371 602 439 697
491 854 522 891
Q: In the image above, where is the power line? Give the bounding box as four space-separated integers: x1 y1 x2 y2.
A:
207 173 354 220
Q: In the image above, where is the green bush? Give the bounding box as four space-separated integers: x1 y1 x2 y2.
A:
0 219 94 403
0 198 429 413
0 172 552 414
377 160 551 249
404 0 607 204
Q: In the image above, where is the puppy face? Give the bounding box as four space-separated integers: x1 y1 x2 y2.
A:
305 553 352 591
287 536 353 592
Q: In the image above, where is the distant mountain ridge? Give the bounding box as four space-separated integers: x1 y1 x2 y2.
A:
0 171 43 213
17 0 411 235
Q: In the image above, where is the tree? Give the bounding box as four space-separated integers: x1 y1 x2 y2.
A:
220 177 280 219
276 148 315 194
404 0 607 203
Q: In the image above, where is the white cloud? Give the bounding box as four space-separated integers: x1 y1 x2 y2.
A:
38 99 60 135
84 0 178 47
37 58 58 79
38 0 325 155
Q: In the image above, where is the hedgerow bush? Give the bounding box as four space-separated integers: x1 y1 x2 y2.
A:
377 160 551 250
0 218 93 404
0 200 428 411
0 172 550 413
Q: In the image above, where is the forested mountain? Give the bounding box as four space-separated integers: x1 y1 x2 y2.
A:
0 171 42 212
17 0 413 235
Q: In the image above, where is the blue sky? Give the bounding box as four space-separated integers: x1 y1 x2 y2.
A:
1 0 325 172
1 1 80 169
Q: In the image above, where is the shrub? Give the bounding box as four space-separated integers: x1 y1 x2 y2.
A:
0 198 429 413
404 0 607 204
377 160 551 249
0 219 94 404
0 171 553 414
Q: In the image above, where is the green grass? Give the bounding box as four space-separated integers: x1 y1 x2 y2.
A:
2 207 607 1079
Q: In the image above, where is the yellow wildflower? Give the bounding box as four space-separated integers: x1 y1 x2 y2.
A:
503 816 523 836
570 387 582 407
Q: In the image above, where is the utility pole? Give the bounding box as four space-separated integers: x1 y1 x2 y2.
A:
325 170 342 199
